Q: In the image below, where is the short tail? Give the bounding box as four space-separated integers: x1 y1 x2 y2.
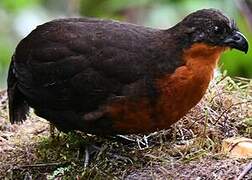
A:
7 58 29 124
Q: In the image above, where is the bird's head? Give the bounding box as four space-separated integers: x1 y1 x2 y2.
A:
176 8 249 54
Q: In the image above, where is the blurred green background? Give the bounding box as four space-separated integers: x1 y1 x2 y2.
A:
0 0 251 89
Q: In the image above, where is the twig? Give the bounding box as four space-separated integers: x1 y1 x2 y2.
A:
143 135 149 148
237 162 252 180
17 162 67 168
116 135 136 143
213 100 252 125
32 127 48 135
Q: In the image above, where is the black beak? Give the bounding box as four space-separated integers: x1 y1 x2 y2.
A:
223 31 249 54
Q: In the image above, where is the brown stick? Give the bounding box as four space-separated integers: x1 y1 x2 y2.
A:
17 162 67 168
237 162 252 180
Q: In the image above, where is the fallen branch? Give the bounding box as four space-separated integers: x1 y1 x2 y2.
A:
17 162 68 168
237 162 252 180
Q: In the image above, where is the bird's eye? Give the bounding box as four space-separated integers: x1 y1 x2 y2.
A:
213 26 224 34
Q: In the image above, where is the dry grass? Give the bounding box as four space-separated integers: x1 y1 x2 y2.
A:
0 74 252 179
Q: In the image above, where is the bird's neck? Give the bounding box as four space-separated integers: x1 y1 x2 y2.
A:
182 43 227 95
155 43 227 125
183 43 227 71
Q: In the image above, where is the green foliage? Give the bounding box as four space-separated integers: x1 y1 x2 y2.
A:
244 118 252 126
80 0 153 18
0 0 41 12
0 37 13 88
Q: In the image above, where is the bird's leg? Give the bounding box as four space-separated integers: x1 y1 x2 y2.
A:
74 133 133 167
71 132 99 167
83 147 89 169
49 123 55 138
79 143 104 168
49 123 61 141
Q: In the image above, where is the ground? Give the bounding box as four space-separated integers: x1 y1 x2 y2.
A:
0 75 252 179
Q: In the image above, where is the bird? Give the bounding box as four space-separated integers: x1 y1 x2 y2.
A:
7 9 248 135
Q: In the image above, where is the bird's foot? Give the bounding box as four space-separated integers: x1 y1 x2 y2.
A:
109 132 159 149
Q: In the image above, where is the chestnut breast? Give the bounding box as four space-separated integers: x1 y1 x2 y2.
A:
106 43 226 134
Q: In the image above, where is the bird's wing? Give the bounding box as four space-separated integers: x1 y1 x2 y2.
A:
13 18 181 112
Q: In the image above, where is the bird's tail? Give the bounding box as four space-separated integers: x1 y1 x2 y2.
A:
7 58 29 123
